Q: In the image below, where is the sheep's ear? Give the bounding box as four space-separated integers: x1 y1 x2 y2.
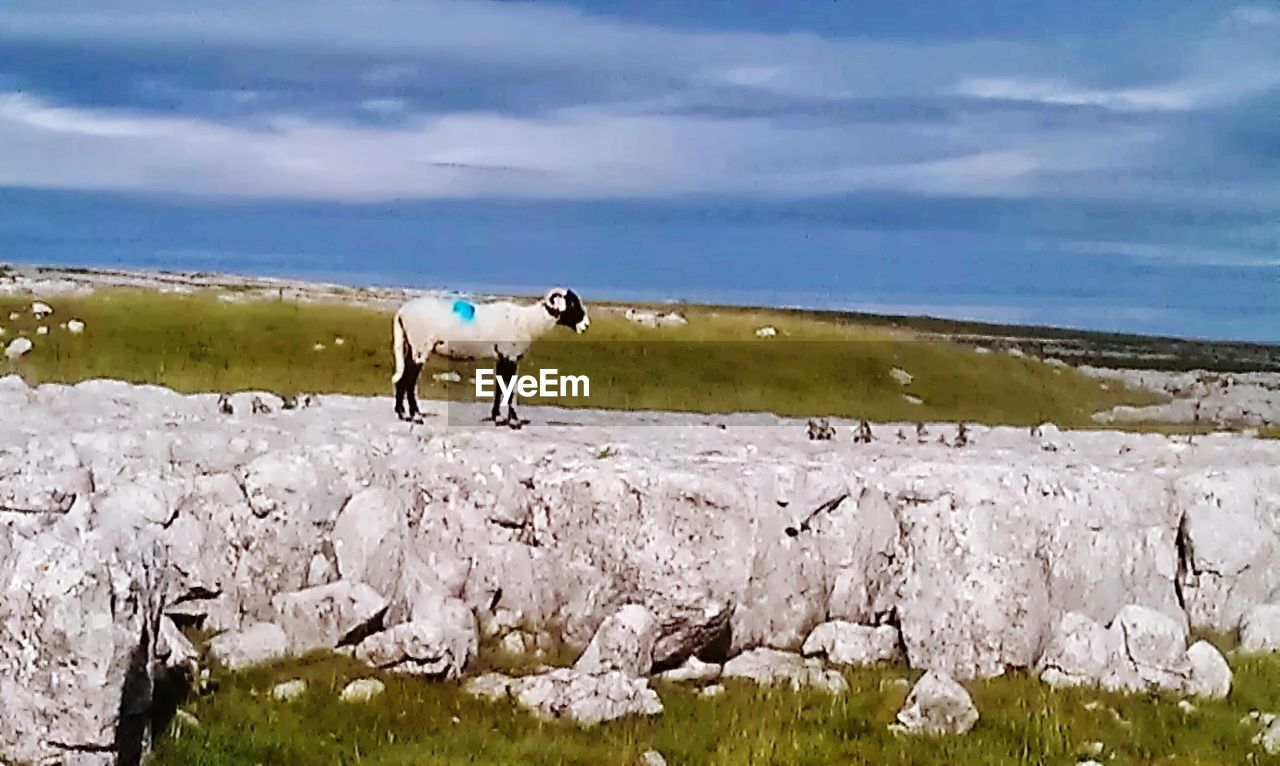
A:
545 290 567 315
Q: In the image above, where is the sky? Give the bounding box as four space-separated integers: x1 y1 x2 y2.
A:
0 1 1276 340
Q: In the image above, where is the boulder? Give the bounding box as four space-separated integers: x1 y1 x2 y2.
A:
1103 605 1190 693
574 604 659 678
1241 604 1280 653
209 622 289 670
0 525 168 766
511 668 664 725
1037 612 1118 689
893 671 979 735
464 672 516 702
1183 641 1231 699
354 599 476 679
157 615 199 672
271 581 389 653
721 648 847 694
802 621 901 667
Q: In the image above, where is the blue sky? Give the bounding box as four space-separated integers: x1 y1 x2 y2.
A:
0 1 1276 340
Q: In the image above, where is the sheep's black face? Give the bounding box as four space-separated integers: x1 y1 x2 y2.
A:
546 288 590 333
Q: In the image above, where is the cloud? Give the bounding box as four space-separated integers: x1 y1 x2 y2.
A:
952 77 1199 112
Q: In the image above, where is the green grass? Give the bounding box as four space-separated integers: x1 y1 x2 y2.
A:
149 651 1280 766
1 289 1159 427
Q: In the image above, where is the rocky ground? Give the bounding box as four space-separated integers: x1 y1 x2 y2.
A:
1084 366 1280 427
2 376 1279 764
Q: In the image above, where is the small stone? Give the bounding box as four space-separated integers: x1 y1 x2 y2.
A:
699 684 725 698
271 679 307 702
894 671 979 735
640 750 667 766
340 678 386 703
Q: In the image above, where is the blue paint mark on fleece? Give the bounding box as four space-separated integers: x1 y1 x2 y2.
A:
452 299 476 323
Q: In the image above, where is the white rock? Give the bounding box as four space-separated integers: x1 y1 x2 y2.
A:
353 603 476 679
511 668 663 725
699 683 726 698
4 336 32 361
271 679 308 702
1037 612 1117 688
1241 604 1280 653
656 656 722 683
641 750 668 766
656 312 687 327
464 672 516 702
754 325 778 338
574 604 659 678
35 325 48 335
1183 641 1231 699
1255 717 1280 755
802 621 901 667
209 622 289 670
0 525 167 765
894 671 979 735
340 678 386 703
722 648 847 694
271 581 390 653
158 615 199 671
432 371 462 383
66 319 86 334
890 368 913 386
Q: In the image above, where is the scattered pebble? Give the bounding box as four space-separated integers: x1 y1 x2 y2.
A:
340 678 386 703
333 337 345 346
313 342 326 352
35 326 48 335
890 367 914 385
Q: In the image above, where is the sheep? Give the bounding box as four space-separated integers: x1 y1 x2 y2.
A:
66 319 86 334
391 288 589 426
31 301 53 319
755 325 778 338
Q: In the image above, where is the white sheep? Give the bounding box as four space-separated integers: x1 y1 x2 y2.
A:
5 336 32 364
66 319 86 334
624 308 658 328
656 312 687 327
391 288 589 425
755 325 778 338
31 301 53 319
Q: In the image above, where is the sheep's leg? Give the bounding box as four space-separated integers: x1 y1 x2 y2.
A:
402 360 424 422
493 355 519 426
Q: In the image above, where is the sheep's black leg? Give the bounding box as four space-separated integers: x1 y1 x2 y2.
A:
402 361 424 421
494 356 519 426
394 375 407 420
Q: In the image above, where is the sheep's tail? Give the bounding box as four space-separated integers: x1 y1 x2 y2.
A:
391 313 409 384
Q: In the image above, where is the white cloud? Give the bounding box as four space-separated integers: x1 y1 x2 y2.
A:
1036 239 1280 268
3 90 1112 201
953 76 1200 112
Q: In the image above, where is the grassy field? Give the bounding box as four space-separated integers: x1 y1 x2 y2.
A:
0 289 1160 427
150 650 1280 766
